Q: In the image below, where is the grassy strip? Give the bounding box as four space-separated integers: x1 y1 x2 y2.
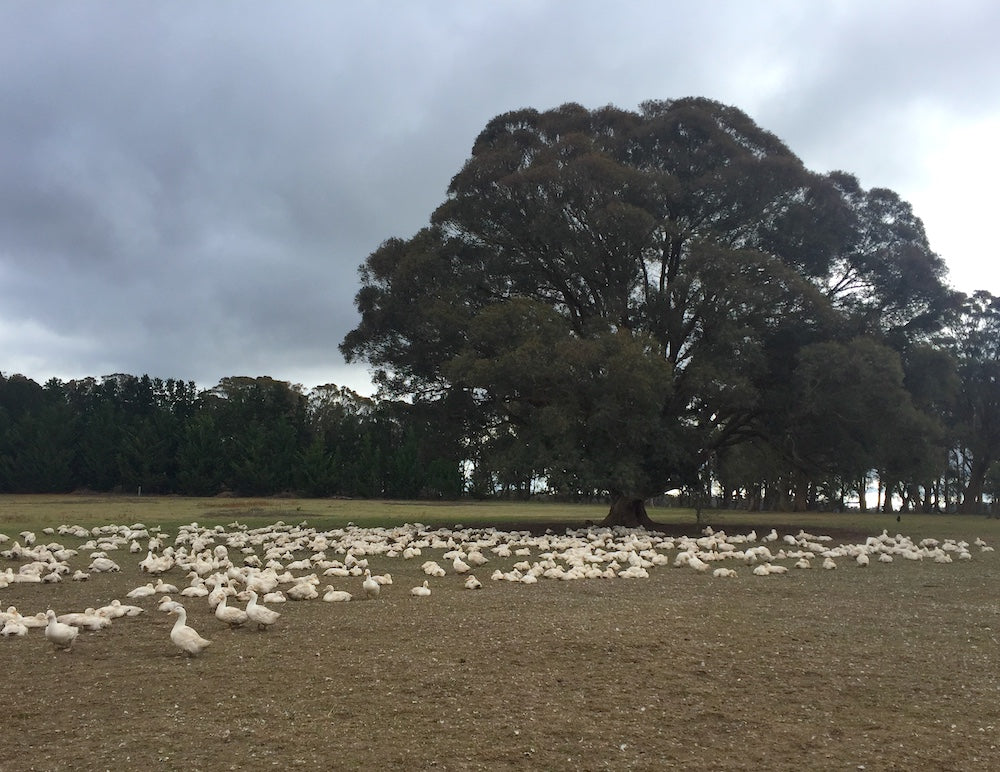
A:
1 493 998 542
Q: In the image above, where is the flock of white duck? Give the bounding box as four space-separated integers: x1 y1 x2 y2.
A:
0 519 994 657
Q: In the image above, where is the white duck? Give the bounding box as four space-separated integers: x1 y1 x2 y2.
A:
410 580 431 597
168 605 212 656
322 586 353 602
126 582 156 599
88 557 121 573
154 578 179 593
206 579 233 609
466 550 488 567
287 581 319 601
1 618 28 637
362 569 381 600
114 600 144 617
464 575 483 590
19 611 47 629
45 610 79 651
214 594 249 628
57 610 111 631
245 591 281 631
181 577 210 598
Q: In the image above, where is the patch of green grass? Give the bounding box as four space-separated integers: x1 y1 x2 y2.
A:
2 493 998 544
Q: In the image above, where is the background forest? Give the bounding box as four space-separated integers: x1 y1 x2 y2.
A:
1 288 998 515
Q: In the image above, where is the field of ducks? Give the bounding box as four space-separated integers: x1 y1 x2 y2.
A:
2 516 999 770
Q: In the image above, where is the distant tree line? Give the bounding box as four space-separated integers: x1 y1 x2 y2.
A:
0 374 464 500
4 288 996 513
710 287 1000 514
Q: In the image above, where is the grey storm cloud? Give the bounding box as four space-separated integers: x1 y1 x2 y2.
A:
2 1 999 393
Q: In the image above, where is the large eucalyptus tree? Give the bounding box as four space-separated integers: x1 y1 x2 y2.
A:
342 98 951 524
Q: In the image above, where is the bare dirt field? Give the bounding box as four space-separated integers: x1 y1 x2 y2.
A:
1 497 999 771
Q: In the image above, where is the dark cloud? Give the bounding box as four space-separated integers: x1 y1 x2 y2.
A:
1 1 998 393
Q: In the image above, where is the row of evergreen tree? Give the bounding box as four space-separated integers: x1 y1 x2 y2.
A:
0 374 463 499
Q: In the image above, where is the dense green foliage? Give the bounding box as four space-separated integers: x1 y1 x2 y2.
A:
341 98 996 516
0 374 463 499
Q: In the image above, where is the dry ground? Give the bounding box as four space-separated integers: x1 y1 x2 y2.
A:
1 499 999 771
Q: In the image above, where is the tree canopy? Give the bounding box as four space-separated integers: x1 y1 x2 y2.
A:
341 98 957 524
941 291 1000 511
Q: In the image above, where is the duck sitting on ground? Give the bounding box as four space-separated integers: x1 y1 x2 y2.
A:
464 575 483 590
96 599 145 618
57 609 111 631
126 582 156 599
322 586 353 602
1 618 28 637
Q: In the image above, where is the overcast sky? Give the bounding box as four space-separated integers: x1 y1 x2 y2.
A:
2 1 998 395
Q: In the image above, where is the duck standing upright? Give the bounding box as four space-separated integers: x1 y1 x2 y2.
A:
214 594 248 628
168 605 212 657
363 569 380 600
245 590 281 631
45 610 79 651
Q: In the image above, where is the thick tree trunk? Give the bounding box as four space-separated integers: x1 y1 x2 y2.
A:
857 475 868 513
791 474 809 512
876 476 899 513
881 479 896 514
960 457 989 514
922 483 934 513
600 495 658 528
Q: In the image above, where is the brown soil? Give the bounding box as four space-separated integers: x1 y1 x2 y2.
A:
2 523 999 771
